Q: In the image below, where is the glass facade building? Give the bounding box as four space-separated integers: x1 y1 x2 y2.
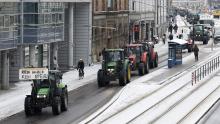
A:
0 2 65 50
23 2 64 44
0 2 20 50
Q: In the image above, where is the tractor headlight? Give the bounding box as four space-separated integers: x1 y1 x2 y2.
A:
107 69 114 72
37 95 46 98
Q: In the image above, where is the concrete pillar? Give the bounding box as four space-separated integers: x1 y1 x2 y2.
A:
47 43 51 69
38 44 43 67
52 43 58 70
2 51 9 89
29 45 36 67
18 45 24 68
68 3 74 68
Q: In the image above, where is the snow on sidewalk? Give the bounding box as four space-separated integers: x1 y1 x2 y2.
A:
0 64 101 121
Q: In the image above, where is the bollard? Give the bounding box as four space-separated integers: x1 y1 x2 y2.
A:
203 65 205 78
195 71 197 84
218 56 219 67
200 68 202 80
192 72 194 86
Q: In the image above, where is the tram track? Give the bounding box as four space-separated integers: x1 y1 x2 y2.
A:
82 42 220 124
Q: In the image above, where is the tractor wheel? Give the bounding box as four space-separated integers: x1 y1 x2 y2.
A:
138 63 145 76
126 66 131 83
203 39 208 44
154 55 158 68
149 61 154 69
119 70 127 86
145 61 149 74
24 96 33 116
61 89 68 111
52 96 61 115
97 70 106 87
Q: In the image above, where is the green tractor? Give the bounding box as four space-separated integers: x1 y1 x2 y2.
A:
23 69 68 116
97 49 131 87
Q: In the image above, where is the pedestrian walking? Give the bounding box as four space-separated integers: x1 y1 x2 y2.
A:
173 24 178 34
162 34 166 44
168 33 173 40
168 24 173 34
193 44 199 61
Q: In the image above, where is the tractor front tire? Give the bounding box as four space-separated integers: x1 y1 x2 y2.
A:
126 66 131 83
98 70 106 87
138 63 145 76
52 96 61 115
154 55 158 68
25 96 33 117
61 89 68 111
145 61 149 74
119 70 127 86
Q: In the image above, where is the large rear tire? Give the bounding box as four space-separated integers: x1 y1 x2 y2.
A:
61 89 68 111
97 70 106 87
24 96 33 117
138 63 145 76
119 70 127 86
52 96 61 115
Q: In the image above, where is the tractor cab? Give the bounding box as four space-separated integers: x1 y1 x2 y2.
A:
125 44 144 68
103 49 125 72
98 49 131 87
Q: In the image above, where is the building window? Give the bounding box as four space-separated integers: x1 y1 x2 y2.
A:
96 0 98 11
24 14 38 24
44 14 51 24
102 0 106 11
4 15 9 27
58 14 63 22
107 0 113 8
10 16 14 26
0 16 4 27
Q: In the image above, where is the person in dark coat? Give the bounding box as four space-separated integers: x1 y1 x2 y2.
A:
168 33 173 40
193 44 199 61
77 59 85 75
168 24 173 33
162 34 166 44
173 24 178 34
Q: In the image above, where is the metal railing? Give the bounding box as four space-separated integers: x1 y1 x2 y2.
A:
192 56 220 85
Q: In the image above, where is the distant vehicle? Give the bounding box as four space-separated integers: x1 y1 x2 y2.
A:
190 24 210 44
214 28 220 44
199 19 215 27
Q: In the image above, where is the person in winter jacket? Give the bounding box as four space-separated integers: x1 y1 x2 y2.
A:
193 44 199 61
77 59 85 76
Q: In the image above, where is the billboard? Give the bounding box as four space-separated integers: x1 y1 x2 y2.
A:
19 68 48 80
